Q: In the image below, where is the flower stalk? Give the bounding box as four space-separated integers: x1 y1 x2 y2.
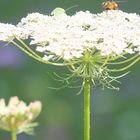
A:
11 129 17 140
84 78 91 140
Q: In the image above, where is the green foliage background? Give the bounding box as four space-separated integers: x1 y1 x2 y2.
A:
0 0 140 140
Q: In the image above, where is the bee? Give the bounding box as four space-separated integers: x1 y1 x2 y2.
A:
102 0 126 10
102 1 119 10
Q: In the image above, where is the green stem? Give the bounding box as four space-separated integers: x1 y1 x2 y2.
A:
107 54 139 65
84 78 91 140
11 129 17 140
11 40 83 67
107 56 140 72
16 37 41 59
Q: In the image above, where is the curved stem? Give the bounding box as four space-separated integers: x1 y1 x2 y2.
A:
107 56 140 72
84 78 90 140
11 129 17 140
107 54 139 65
16 37 41 59
11 40 82 67
11 41 73 66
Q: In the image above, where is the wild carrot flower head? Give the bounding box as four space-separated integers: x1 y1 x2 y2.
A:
1 10 140 59
1 9 140 89
0 96 42 134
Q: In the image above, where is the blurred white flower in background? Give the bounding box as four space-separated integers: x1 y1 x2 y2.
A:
0 96 42 134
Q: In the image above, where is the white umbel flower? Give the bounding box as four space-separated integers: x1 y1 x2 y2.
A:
1 10 140 60
15 10 140 60
0 23 16 41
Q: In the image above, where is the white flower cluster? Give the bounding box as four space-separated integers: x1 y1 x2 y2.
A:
0 23 29 41
0 96 42 133
1 10 140 60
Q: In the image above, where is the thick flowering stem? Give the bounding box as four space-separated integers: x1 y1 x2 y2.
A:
11 129 17 140
84 78 91 140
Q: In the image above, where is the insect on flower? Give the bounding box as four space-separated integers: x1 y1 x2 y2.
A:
102 0 125 10
51 5 79 16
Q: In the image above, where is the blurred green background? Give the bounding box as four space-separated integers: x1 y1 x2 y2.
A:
0 0 140 140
